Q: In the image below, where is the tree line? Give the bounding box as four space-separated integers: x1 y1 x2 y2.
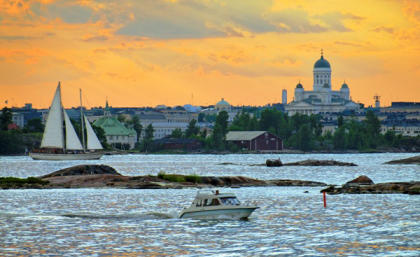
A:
0 106 419 154
150 108 419 152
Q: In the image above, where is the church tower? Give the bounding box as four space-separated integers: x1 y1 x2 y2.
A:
313 50 331 91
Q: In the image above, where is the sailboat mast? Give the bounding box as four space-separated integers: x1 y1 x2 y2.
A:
60 82 66 152
80 88 86 152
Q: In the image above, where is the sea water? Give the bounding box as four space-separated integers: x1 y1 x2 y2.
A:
0 153 419 256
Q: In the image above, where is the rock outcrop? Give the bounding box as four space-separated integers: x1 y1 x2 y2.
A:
344 175 374 186
283 159 357 166
321 175 420 195
384 155 420 165
266 159 282 167
41 165 121 178
1 165 328 189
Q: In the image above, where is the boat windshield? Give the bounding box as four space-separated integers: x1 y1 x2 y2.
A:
220 197 240 206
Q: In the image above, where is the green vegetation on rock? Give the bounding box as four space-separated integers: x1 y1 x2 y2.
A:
0 177 49 189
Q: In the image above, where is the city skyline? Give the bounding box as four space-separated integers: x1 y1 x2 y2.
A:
1 0 420 109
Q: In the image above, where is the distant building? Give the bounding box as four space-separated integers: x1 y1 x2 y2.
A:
93 102 137 149
11 112 24 128
141 122 189 139
215 98 231 112
201 98 239 122
282 89 287 104
381 102 420 113
153 138 202 151
285 51 360 115
381 124 420 137
226 131 282 151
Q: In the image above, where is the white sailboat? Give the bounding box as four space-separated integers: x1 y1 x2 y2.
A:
29 82 103 160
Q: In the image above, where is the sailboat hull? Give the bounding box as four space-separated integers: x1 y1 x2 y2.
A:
29 152 103 161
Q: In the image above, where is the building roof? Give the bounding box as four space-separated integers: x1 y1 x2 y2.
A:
216 98 230 106
314 55 331 69
341 82 348 89
296 82 303 88
93 116 136 136
226 131 267 141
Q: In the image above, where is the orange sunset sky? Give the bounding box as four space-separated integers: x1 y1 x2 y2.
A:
1 0 419 109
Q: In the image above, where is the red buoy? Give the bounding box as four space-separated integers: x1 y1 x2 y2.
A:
323 191 327 208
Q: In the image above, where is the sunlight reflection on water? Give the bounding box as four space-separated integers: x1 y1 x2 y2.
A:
0 153 419 256
0 153 419 184
0 188 419 256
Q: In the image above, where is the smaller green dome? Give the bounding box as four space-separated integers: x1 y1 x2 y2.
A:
216 98 230 106
296 82 303 89
341 82 348 89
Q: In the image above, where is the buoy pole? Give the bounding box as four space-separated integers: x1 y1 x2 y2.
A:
323 191 327 208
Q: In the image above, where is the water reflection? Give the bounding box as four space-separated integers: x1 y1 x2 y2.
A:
0 188 419 256
1 153 419 185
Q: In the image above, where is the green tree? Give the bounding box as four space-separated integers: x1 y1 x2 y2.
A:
117 114 126 123
337 115 344 128
198 113 205 122
364 110 381 148
296 124 312 151
211 124 225 150
384 129 397 147
0 107 12 131
25 118 44 133
0 131 25 154
170 128 183 138
215 111 229 136
210 111 229 150
131 115 143 143
92 125 109 149
333 127 347 150
185 119 199 138
141 124 154 152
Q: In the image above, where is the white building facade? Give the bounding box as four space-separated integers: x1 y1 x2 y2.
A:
285 52 360 115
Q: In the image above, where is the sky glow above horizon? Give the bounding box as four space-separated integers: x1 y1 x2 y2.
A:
0 0 419 108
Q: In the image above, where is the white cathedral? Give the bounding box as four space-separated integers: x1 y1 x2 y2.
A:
285 52 360 115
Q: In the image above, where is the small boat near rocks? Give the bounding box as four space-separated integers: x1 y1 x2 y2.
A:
179 190 258 220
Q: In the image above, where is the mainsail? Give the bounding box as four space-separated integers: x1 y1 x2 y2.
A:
40 83 64 149
40 82 101 151
84 115 103 150
63 110 84 150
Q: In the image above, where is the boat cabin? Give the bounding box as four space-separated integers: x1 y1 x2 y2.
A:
191 191 241 208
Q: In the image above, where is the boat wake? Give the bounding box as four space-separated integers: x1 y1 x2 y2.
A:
60 212 175 220
0 211 176 220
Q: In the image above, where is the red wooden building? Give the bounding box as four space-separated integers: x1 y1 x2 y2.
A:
226 131 283 151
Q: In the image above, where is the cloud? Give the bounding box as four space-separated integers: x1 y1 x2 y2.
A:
82 35 109 42
334 41 367 48
315 12 364 32
0 32 55 41
115 1 333 38
30 0 95 24
372 26 394 33
267 9 328 33
0 35 39 40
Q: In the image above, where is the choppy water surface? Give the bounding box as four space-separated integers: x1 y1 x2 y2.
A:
0 153 419 256
0 188 419 256
0 153 419 184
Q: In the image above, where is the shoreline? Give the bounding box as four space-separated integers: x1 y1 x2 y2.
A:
2 150 419 157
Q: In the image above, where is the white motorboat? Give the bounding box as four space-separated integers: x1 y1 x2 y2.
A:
29 82 103 160
179 190 258 220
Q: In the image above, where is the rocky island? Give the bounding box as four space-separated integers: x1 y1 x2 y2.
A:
321 175 420 195
384 155 420 165
2 165 418 195
1 164 326 189
221 159 358 167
